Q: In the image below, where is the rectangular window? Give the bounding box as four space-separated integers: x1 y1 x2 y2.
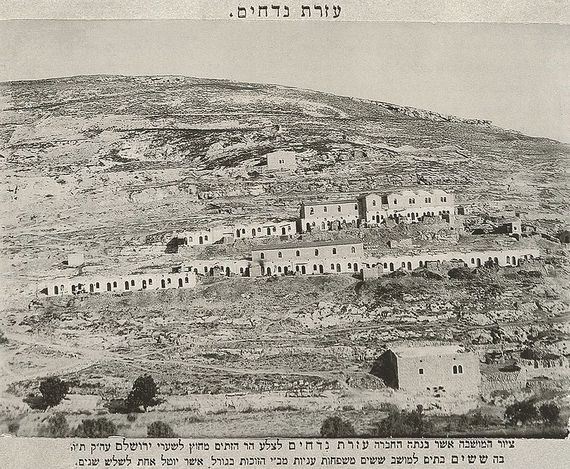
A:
419 368 424 375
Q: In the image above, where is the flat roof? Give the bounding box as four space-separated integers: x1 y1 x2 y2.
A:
252 239 363 252
391 345 465 358
302 199 358 206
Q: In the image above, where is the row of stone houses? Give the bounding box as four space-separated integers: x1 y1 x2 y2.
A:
176 239 538 278
172 188 456 247
40 271 197 297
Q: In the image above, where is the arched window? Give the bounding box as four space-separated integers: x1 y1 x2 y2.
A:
331 264 335 270
372 200 376 206
402 262 406 268
337 205 342 212
351 246 356 254
313 264 318 271
383 262 388 268
296 250 300 257
315 249 319 256
348 263 352 269
278 251 282 258
54 285 59 295
458 365 463 374
452 365 458 374
260 252 265 259
332 248 337 254
113 281 117 288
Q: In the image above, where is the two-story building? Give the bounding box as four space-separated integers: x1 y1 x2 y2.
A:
298 199 361 232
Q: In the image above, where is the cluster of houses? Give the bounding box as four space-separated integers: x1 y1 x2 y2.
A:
176 188 456 246
38 187 540 297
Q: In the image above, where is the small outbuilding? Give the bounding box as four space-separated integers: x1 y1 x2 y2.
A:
67 252 85 267
266 150 297 171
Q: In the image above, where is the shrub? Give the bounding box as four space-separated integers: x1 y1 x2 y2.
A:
107 398 131 414
127 375 158 412
448 267 475 280
74 418 117 438
126 413 138 422
147 421 177 438
539 403 560 425
39 377 69 408
7 421 19 435
371 405 432 437
320 416 356 438
45 413 69 438
504 400 539 426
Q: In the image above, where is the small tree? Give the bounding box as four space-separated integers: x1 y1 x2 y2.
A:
539 403 560 426
127 375 158 412
148 421 177 438
74 418 117 438
504 400 539 426
39 377 69 408
320 416 356 438
45 413 69 438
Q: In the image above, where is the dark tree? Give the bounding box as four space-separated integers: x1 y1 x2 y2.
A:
45 413 69 438
539 403 561 425
74 418 117 438
39 377 69 407
148 421 177 438
320 416 356 438
504 400 539 426
127 375 158 412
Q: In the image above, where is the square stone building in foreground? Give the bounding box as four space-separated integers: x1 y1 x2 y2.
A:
371 345 481 396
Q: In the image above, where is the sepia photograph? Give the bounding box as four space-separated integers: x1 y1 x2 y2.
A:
0 16 569 452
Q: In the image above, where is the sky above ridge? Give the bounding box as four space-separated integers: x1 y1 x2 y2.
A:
1 20 568 142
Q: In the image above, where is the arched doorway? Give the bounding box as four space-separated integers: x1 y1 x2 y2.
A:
142 279 147 289
252 228 256 237
107 282 112 292
124 281 130 290
389 262 394 271
354 263 358 272
161 279 166 288
226 266 231 276
178 278 183 287
301 265 306 274
407 261 412 270
336 263 341 272
319 265 324 274
266 267 272 276
199 236 204 244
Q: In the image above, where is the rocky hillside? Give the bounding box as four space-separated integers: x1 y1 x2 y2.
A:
0 75 569 305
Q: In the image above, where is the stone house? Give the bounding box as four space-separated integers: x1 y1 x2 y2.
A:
250 239 365 276
371 345 481 395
